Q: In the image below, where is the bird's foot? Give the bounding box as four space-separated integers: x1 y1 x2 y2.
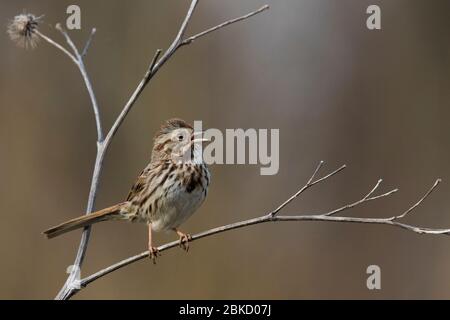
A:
176 231 192 253
148 246 160 264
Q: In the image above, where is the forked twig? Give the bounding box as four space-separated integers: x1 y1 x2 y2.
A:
270 161 346 217
181 5 270 45
322 179 398 217
390 179 442 221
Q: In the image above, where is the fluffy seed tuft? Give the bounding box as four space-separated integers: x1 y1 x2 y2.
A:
7 13 42 49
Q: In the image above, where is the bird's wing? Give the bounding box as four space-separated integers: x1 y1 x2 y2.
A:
126 161 172 202
126 164 152 202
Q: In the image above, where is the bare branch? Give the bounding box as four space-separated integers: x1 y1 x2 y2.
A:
40 24 103 142
82 28 96 58
101 2 269 151
390 179 442 221
79 212 450 291
363 179 383 200
35 30 77 64
149 49 163 73
102 48 162 152
308 160 325 184
74 169 448 294
270 162 346 217
101 0 201 150
56 23 81 58
309 164 347 188
175 0 199 43
181 5 270 46
323 180 398 217
276 215 450 235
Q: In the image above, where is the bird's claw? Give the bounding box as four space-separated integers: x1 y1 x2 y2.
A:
178 234 192 252
148 246 160 264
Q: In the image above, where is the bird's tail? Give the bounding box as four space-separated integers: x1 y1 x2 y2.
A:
43 203 126 239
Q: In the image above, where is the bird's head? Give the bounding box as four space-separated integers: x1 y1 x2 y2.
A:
152 119 207 163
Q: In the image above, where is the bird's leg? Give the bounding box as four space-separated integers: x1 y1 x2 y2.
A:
148 224 160 264
174 228 192 252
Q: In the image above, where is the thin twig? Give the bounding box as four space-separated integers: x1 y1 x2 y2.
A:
35 30 77 64
323 180 398 217
363 179 383 200
149 49 163 73
390 179 442 221
55 24 103 141
73 176 448 295
102 49 162 149
82 28 96 57
181 5 270 46
56 23 81 57
276 215 450 235
270 162 346 217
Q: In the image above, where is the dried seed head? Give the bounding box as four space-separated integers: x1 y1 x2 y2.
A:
7 13 42 49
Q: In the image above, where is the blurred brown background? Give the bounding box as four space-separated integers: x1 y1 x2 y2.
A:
1 0 450 299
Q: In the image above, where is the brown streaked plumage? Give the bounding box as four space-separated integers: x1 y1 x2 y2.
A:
44 119 210 263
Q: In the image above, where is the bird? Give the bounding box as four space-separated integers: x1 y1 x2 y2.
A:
44 119 210 263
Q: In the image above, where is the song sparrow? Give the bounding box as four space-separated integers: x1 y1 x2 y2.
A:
44 119 210 262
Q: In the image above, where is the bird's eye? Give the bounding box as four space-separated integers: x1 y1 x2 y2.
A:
178 135 184 141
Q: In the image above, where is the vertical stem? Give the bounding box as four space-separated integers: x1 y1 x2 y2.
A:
56 144 106 300
46 26 105 299
77 60 103 142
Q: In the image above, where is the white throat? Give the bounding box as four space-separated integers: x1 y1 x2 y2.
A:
191 142 204 165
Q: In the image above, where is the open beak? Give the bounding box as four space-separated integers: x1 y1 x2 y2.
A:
192 138 210 143
191 131 210 143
